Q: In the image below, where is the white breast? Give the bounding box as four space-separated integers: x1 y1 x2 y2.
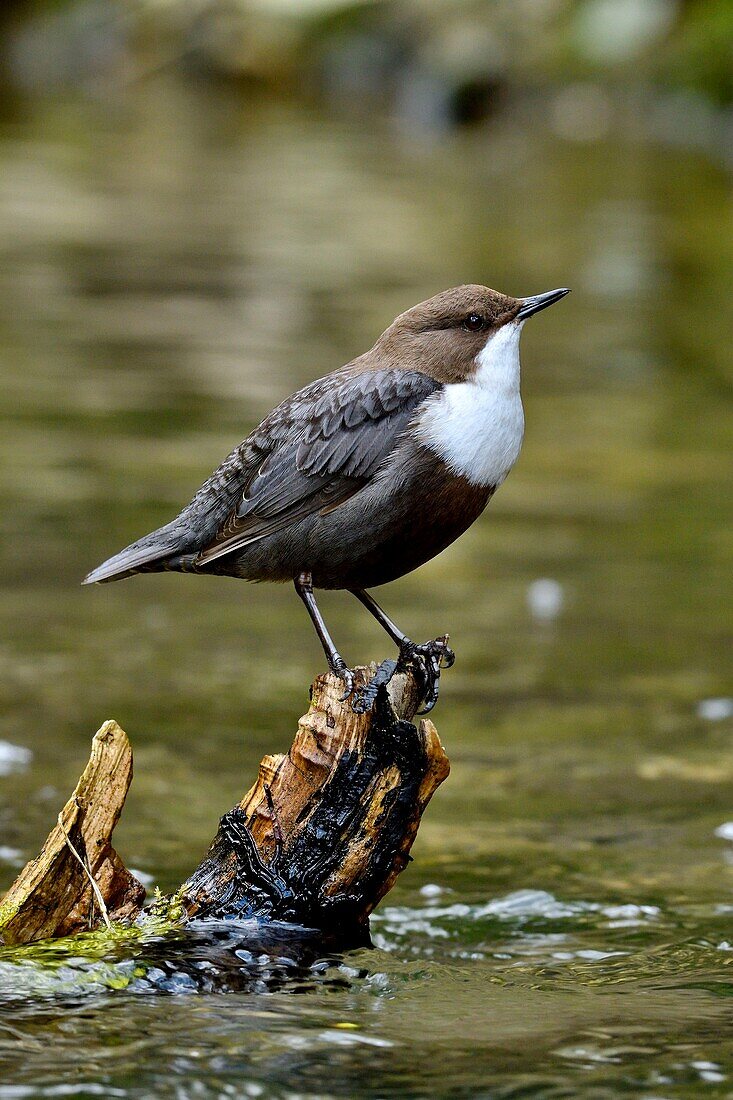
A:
415 321 525 488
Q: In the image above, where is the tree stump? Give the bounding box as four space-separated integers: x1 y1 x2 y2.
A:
0 666 450 948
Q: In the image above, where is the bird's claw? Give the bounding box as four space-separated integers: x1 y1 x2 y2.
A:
330 659 356 702
329 637 455 715
398 634 455 714
437 636 456 669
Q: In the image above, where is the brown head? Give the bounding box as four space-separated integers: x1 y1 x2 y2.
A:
372 284 569 383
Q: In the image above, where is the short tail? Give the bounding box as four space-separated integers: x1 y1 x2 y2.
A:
82 521 184 585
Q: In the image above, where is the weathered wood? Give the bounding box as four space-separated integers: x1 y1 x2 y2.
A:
0 720 145 946
181 666 449 933
0 665 450 947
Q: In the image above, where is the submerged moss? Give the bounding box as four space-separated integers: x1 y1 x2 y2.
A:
0 896 187 971
0 897 20 932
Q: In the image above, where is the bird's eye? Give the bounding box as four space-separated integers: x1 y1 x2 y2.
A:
463 313 484 332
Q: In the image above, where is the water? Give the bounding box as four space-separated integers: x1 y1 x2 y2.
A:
0 78 732 1097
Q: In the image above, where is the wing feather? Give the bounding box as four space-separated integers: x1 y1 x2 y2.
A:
196 368 438 565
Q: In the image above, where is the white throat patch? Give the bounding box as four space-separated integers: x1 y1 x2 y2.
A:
415 321 525 487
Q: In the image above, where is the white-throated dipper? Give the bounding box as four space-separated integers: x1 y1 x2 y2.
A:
84 284 569 710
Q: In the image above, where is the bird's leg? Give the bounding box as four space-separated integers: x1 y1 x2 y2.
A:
350 589 407 647
294 572 354 700
350 589 455 714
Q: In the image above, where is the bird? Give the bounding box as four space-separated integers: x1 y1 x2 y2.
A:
84 284 569 711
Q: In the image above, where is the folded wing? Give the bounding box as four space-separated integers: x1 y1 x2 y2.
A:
196 367 439 565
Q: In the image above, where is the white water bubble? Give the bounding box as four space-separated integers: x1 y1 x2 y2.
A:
0 741 32 776
319 1029 393 1049
0 846 24 866
473 889 586 921
365 971 390 990
601 903 659 927
697 698 733 722
692 1061 726 1083
574 0 677 65
419 883 444 899
527 578 564 621
714 822 733 841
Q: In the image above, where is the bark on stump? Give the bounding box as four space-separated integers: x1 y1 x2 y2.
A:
0 665 449 947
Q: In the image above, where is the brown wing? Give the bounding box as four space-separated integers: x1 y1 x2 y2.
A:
196 368 440 565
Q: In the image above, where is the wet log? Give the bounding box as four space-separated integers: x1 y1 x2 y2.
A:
0 665 450 947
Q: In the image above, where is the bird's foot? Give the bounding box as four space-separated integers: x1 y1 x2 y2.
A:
398 635 455 714
349 637 455 715
334 638 455 715
329 657 356 702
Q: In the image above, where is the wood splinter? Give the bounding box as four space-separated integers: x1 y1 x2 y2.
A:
0 720 145 946
0 665 450 947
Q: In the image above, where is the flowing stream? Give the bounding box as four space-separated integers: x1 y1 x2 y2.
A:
0 78 731 1097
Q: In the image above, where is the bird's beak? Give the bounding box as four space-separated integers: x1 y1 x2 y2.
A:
517 287 570 320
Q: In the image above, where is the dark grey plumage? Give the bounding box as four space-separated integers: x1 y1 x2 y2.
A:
83 366 452 589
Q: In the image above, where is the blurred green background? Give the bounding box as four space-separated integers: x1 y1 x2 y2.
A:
0 1 732 1097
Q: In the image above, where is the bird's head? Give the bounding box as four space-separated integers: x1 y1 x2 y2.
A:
376 284 569 383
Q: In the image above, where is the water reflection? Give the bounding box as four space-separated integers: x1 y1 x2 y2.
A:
0 73 731 1097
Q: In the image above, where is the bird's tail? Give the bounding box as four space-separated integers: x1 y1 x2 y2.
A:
82 520 185 585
